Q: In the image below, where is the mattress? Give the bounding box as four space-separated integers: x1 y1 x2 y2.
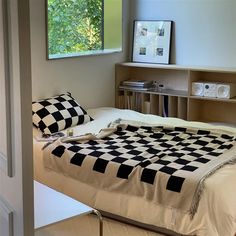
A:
33 107 236 236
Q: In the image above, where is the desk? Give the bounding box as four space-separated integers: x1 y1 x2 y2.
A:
34 181 103 235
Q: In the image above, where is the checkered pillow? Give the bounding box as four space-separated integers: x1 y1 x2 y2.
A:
32 93 93 134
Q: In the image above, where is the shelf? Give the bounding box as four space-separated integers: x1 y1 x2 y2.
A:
119 62 189 71
190 96 236 103
188 99 236 123
119 62 236 73
119 88 188 97
115 62 236 123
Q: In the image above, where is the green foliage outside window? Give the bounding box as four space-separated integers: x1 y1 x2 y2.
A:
47 0 103 56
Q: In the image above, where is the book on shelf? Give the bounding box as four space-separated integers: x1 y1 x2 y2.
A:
122 80 153 88
124 92 142 111
119 85 151 91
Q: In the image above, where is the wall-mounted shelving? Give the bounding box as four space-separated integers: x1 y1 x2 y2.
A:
115 62 236 124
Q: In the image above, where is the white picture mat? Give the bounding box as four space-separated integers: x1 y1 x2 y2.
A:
132 21 172 64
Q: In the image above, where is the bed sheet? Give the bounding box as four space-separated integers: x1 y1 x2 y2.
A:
33 107 236 236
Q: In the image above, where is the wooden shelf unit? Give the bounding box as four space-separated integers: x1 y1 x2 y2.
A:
115 62 236 123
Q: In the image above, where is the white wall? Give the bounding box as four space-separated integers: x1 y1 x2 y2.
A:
30 0 131 108
131 0 236 68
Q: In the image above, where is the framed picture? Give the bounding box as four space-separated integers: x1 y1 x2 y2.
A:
132 20 172 64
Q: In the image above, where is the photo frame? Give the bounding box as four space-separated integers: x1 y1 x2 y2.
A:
132 20 172 64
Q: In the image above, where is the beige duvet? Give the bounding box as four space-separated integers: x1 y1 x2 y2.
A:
33 107 236 236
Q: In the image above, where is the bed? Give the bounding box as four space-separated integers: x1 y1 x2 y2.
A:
32 95 236 236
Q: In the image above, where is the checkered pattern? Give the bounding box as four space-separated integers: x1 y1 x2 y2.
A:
51 124 236 193
32 93 93 134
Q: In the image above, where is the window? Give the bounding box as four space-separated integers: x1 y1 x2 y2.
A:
46 0 122 59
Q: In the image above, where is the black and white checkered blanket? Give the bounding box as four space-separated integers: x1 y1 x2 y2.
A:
43 120 236 217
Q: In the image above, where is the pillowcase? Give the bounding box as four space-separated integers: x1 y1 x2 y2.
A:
32 93 93 134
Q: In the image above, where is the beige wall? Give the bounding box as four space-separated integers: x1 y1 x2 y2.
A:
30 0 130 109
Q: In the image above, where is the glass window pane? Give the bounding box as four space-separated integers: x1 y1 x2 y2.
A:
46 0 122 59
47 0 103 58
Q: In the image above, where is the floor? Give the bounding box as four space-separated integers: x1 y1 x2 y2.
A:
35 214 166 236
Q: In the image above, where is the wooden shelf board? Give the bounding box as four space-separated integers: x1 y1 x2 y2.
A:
118 62 236 73
119 88 188 97
189 96 236 103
